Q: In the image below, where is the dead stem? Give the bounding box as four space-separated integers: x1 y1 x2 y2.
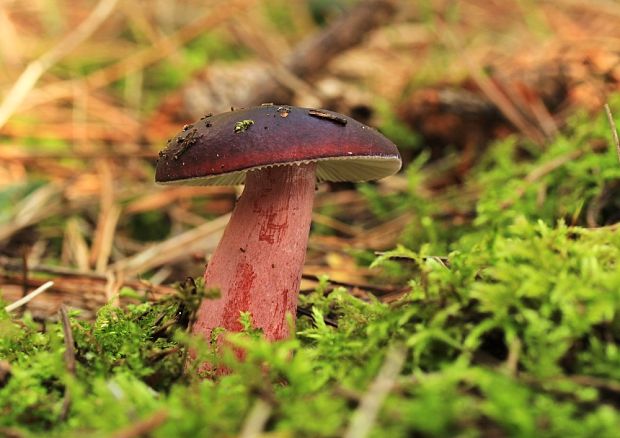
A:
343 346 407 438
604 103 620 163
239 398 273 438
111 213 229 277
4 281 54 313
111 409 169 438
59 305 76 421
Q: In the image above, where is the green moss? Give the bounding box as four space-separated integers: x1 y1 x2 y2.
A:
473 102 620 231
3 217 620 436
126 211 171 242
233 120 255 133
138 32 248 110
376 100 421 151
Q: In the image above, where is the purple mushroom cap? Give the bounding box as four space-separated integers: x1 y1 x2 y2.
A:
155 104 401 185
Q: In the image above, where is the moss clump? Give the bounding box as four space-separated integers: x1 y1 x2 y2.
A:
234 119 255 133
1 218 620 436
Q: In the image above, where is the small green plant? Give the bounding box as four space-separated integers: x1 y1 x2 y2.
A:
234 119 255 133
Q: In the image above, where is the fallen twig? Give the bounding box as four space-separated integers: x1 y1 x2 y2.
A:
0 259 175 294
111 409 169 438
343 346 407 438
0 184 64 243
59 305 77 375
604 103 620 163
247 0 399 105
59 305 76 420
301 273 404 296
239 398 273 438
436 24 547 145
90 160 120 273
4 281 54 313
0 272 174 320
111 213 229 277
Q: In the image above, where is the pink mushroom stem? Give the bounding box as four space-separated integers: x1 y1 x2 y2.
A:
192 162 317 342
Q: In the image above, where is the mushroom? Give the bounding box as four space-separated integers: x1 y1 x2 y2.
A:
155 105 401 344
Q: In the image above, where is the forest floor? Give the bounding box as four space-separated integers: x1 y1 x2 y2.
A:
1 1 620 436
